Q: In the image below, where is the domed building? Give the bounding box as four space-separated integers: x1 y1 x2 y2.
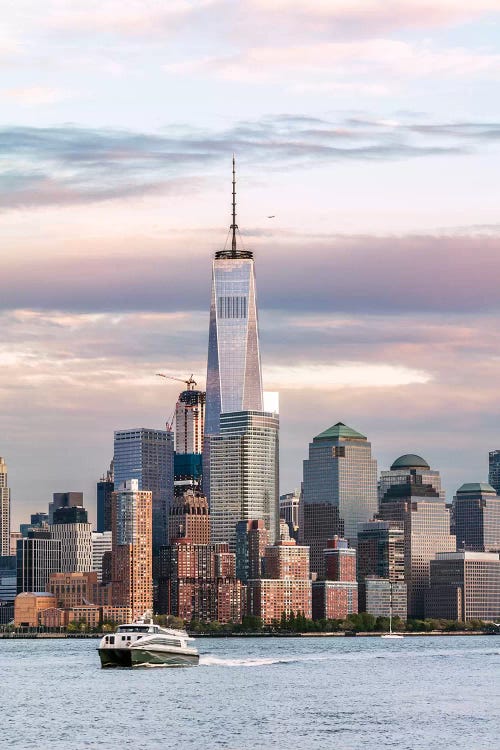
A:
379 453 444 502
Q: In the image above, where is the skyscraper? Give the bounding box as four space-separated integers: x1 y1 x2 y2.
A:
111 479 153 619
114 428 174 551
452 483 500 552
379 454 444 501
300 422 378 575
205 158 263 437
378 476 455 618
168 489 210 545
48 492 83 525
50 506 93 573
488 450 500 493
97 460 114 533
0 457 10 557
175 387 206 455
209 410 279 550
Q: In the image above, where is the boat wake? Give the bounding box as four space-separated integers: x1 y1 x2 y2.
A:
200 655 298 667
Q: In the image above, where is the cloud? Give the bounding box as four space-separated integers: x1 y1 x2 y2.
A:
3 114 500 209
3 231 500 316
2 87 67 106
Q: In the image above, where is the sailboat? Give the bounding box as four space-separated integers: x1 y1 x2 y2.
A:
381 580 404 639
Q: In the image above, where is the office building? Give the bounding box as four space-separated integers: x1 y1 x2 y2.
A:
111 479 153 619
20 512 48 537
209 410 279 550
53 506 88 524
425 551 500 621
488 450 500 494
357 520 407 616
312 537 358 620
378 476 455 618
279 490 300 539
205 158 263 439
97 460 114 533
16 532 61 593
301 422 378 575
92 531 112 582
48 492 83 524
379 454 444 501
168 489 210 545
114 428 174 551
236 519 269 583
362 578 407 620
10 532 22 556
0 457 11 557
14 592 57 627
452 483 500 552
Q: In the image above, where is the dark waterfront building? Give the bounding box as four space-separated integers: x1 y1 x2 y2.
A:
488 450 500 494
425 551 500 621
300 422 378 576
97 461 114 533
378 475 455 618
16 532 61 593
114 428 174 552
452 483 500 552
53 506 88 524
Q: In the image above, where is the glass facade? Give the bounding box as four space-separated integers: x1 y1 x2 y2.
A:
301 423 378 575
114 428 174 551
205 255 263 436
453 484 500 552
488 450 500 493
209 411 279 550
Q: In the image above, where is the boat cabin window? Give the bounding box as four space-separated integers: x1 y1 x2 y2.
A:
117 626 150 633
109 636 114 645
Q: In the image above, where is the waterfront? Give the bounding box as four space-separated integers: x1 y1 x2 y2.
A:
2 636 498 749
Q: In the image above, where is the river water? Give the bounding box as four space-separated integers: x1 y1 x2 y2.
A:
1 635 499 749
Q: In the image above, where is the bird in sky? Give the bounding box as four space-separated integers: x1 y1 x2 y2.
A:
267 215 275 218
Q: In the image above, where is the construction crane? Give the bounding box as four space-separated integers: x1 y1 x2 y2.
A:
156 372 198 391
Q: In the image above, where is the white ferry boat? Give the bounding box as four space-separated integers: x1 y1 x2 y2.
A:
98 612 199 668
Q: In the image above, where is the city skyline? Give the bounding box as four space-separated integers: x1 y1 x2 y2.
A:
4 2 500 524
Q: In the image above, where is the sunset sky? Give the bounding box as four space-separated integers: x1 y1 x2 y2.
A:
3 1 500 526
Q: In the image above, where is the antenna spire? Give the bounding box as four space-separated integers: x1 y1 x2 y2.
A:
231 154 238 255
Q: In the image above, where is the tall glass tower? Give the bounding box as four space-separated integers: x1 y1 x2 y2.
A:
205 158 263 436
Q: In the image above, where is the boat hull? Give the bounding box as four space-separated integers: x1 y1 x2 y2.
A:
99 647 199 668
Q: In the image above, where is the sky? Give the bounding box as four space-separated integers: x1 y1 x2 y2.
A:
3 0 500 527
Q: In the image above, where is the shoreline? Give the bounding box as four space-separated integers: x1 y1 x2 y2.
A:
0 630 496 639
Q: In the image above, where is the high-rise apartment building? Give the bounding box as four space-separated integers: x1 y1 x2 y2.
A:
0 457 10 557
111 479 153 619
16 532 61 593
312 537 358 620
247 540 312 624
176 388 206 455
279 490 300 537
452 483 500 552
205 159 263 439
168 489 210 545
209 410 279 550
425 551 500 621
301 422 378 575
114 428 174 551
379 454 444 501
488 450 500 494
50 508 93 573
378 477 455 618
97 460 114 533
92 531 112 582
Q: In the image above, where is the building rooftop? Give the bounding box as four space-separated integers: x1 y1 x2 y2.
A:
314 422 366 441
390 454 430 470
456 482 497 494
435 551 500 561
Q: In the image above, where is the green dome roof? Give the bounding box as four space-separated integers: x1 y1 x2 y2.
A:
390 454 430 470
314 422 366 441
456 482 496 494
